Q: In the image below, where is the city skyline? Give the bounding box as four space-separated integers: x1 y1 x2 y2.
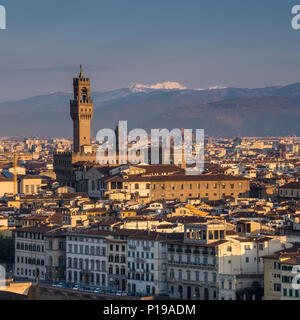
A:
1 0 300 306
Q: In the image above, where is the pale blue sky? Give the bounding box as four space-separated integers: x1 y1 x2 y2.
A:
0 0 299 100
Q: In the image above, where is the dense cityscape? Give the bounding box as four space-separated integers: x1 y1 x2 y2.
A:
0 68 300 301
2 2 300 310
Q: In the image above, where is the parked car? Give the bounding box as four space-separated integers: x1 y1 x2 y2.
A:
72 285 79 290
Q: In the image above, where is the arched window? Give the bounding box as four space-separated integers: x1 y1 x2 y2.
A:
81 87 88 103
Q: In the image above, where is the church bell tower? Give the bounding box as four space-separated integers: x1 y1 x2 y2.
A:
70 65 93 153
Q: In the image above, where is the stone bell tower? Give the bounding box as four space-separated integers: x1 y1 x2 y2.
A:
70 65 93 153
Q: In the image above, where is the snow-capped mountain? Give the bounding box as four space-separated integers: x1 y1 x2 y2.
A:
93 81 228 102
130 82 227 93
130 81 189 92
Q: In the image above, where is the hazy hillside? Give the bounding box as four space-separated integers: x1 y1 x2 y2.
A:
141 96 300 137
1 83 300 137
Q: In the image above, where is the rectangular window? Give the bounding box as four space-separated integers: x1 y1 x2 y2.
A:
283 288 287 296
274 283 281 292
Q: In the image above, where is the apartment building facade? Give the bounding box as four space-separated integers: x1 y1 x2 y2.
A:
167 222 224 300
279 182 300 199
263 248 300 300
107 237 127 291
65 230 109 288
166 222 290 300
14 226 52 281
45 230 66 283
127 233 169 296
18 176 42 195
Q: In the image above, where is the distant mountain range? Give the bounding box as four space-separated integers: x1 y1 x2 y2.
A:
2 81 300 137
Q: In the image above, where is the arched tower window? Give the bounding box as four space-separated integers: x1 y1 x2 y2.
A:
81 87 88 103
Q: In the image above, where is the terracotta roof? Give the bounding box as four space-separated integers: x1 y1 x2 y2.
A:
280 182 300 189
105 174 249 183
0 173 14 182
134 164 184 175
13 225 58 234
167 239 228 248
19 175 43 180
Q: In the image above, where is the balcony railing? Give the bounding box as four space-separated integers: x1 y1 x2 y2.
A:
167 261 218 270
